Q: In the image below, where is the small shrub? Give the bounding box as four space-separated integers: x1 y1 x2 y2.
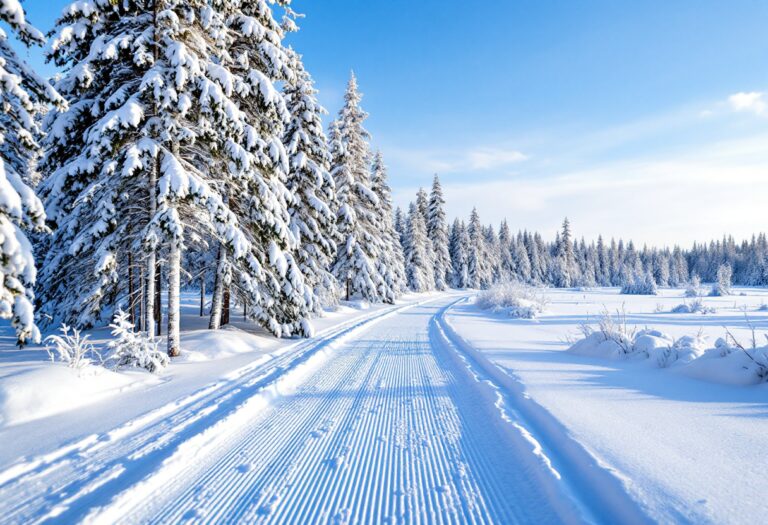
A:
621 270 658 295
476 281 546 319
107 310 169 373
709 264 732 297
684 274 702 298
670 299 716 315
45 324 101 370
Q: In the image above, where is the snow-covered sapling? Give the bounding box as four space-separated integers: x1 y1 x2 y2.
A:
710 264 732 297
684 274 702 297
45 324 100 370
107 310 169 373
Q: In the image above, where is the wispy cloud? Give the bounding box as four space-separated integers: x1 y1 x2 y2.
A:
727 91 767 116
383 144 527 175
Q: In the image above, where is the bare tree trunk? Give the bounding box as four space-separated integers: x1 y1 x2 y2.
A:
128 251 135 325
139 264 145 332
199 276 205 317
208 244 226 329
154 260 162 336
346 277 350 301
167 239 181 357
221 285 230 326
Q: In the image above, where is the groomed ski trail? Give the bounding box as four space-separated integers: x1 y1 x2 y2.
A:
0 295 648 524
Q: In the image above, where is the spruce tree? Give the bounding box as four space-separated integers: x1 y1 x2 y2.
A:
449 219 469 288
330 73 383 301
370 151 406 301
0 0 64 345
283 52 338 312
427 175 451 290
403 202 433 292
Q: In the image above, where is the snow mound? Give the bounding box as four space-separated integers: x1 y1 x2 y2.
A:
0 364 152 426
570 312 767 385
179 327 278 362
669 299 716 314
475 282 546 319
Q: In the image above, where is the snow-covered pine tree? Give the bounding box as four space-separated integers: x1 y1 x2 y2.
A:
403 202 433 292
415 187 436 287
0 0 64 345
512 233 532 283
370 151 405 301
393 206 406 247
449 218 469 288
710 263 732 297
497 220 515 281
283 50 338 312
484 225 504 284
554 217 577 287
467 208 491 289
207 2 315 339
40 0 298 356
427 175 451 290
330 73 383 302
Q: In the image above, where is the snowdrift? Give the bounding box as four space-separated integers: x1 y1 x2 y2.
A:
475 282 546 319
569 321 768 386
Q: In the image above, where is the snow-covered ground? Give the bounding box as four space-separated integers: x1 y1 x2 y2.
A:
0 292 440 462
1 287 766 523
448 286 768 525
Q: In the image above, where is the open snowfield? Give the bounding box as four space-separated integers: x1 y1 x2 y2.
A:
0 286 766 524
448 286 768 525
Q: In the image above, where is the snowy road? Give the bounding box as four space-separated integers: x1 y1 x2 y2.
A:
0 296 644 524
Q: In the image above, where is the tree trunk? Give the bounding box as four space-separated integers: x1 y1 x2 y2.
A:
221 285 230 326
167 239 181 357
139 264 145 332
346 277 350 301
208 244 226 329
145 2 159 340
154 260 162 336
128 251 135 325
199 276 205 317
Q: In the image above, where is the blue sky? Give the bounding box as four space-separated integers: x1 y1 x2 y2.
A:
17 0 768 245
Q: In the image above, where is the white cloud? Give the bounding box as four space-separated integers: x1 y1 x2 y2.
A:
394 132 768 247
383 144 527 175
728 92 767 115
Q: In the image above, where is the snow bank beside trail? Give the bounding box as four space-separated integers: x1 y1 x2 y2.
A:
570 317 768 385
179 327 279 362
0 365 157 426
476 282 546 319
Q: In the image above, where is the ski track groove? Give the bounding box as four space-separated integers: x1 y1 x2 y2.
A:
0 295 615 524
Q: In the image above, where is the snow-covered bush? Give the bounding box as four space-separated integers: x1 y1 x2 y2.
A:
758 303 768 312
684 274 702 298
571 309 709 367
475 281 546 319
621 270 657 295
107 310 169 373
44 325 100 370
572 308 635 357
570 313 768 384
670 299 716 314
709 264 732 297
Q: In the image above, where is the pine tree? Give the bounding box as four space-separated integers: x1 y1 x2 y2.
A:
466 208 491 289
330 73 383 301
370 151 406 301
415 187 436 287
403 202 433 292
40 0 303 357
554 217 577 287
427 175 451 290
0 0 64 345
449 219 469 288
283 51 338 312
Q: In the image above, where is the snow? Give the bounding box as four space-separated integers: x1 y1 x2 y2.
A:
448 286 768 524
